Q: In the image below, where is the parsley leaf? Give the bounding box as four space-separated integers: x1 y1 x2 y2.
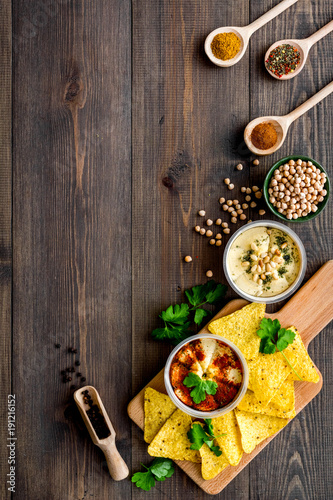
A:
161 304 190 324
257 318 302 380
187 419 225 457
185 280 227 307
131 459 174 491
183 372 218 404
194 308 210 325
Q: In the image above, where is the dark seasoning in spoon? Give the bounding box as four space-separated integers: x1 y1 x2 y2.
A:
82 389 111 440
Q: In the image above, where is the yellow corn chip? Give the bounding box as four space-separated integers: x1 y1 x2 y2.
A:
212 410 243 466
234 409 288 454
147 409 200 463
200 443 230 480
144 388 177 443
208 303 265 359
283 327 320 383
237 378 296 419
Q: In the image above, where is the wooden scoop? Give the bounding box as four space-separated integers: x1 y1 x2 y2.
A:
204 0 298 67
265 20 333 80
74 385 129 481
244 80 333 155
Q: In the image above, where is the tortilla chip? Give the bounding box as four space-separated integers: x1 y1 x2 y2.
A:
147 409 200 463
212 410 243 465
283 327 320 383
144 388 177 443
200 443 230 480
237 378 296 419
234 409 288 454
208 303 265 359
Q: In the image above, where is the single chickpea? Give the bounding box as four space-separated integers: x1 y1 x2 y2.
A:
231 210 237 217
200 228 206 235
216 233 222 240
184 256 192 263
219 197 225 204
236 163 243 171
288 160 295 166
206 270 213 277
223 228 230 234
224 178 230 185
245 195 251 202
235 204 241 209
231 217 237 223
221 222 228 228
255 192 262 199
253 159 259 166
198 210 206 216
237 209 243 215
228 207 234 213
296 159 302 166
252 186 259 192
209 239 216 245
216 240 222 247
206 219 213 226
240 214 246 220
259 209 265 215
222 204 228 211
215 218 222 225
226 199 233 206
194 225 201 232
233 199 239 205
242 203 249 209
246 188 252 194
241 187 246 193
206 230 213 237
250 201 257 208
228 184 235 190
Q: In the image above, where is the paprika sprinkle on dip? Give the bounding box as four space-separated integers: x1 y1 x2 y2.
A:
251 122 277 150
266 44 301 78
211 32 241 61
169 338 243 411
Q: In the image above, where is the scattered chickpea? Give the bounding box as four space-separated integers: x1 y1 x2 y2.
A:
253 159 259 166
246 188 252 194
245 195 251 202
206 219 213 226
198 210 206 216
259 209 266 215
223 228 230 234
210 239 216 245
250 201 257 208
233 199 239 205
200 228 206 235
240 214 246 220
242 203 248 209
206 270 213 278
252 186 259 192
241 187 246 193
222 204 228 211
237 209 243 215
231 217 237 223
228 183 235 190
221 222 228 228
236 163 243 171
228 207 234 213
224 178 230 185
216 240 222 247
216 233 222 240
219 197 225 204
255 191 262 199
184 256 192 263
206 230 213 237
231 210 237 217
194 225 201 232
215 218 222 225
226 200 233 206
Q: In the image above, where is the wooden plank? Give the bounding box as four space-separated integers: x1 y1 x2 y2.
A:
128 263 333 494
12 1 131 498
131 0 250 498
249 1 333 499
0 1 12 499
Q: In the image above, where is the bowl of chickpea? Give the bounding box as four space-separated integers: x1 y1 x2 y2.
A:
263 156 330 222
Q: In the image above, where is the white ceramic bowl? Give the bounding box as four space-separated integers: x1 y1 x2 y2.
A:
164 334 249 418
223 220 307 304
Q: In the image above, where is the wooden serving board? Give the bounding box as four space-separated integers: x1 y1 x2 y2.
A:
128 261 333 495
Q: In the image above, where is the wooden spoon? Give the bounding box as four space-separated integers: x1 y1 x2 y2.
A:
265 20 333 80
244 80 333 156
204 0 298 67
74 385 129 481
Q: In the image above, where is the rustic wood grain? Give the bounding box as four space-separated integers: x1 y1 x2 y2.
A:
1 0 332 498
0 1 12 499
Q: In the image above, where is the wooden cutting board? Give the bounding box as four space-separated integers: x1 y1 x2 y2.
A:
128 261 333 495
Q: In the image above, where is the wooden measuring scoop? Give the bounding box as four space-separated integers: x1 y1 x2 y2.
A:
74 385 129 481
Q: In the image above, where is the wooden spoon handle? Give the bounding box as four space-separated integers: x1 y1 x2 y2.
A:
285 80 333 124
276 261 333 347
247 0 298 35
100 441 129 481
307 19 333 47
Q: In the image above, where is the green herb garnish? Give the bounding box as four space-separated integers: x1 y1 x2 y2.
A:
257 318 302 380
187 419 226 456
183 372 218 404
151 281 227 344
131 458 174 491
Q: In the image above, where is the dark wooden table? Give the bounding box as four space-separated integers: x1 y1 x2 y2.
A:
1 1 332 499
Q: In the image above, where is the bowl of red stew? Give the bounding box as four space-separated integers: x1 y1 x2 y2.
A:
164 334 248 418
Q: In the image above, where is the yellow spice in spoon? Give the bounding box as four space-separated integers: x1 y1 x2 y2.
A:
211 32 241 61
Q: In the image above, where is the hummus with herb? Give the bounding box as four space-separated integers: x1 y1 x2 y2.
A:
227 227 301 297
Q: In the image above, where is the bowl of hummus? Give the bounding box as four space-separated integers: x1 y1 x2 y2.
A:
223 220 306 303
164 334 248 418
